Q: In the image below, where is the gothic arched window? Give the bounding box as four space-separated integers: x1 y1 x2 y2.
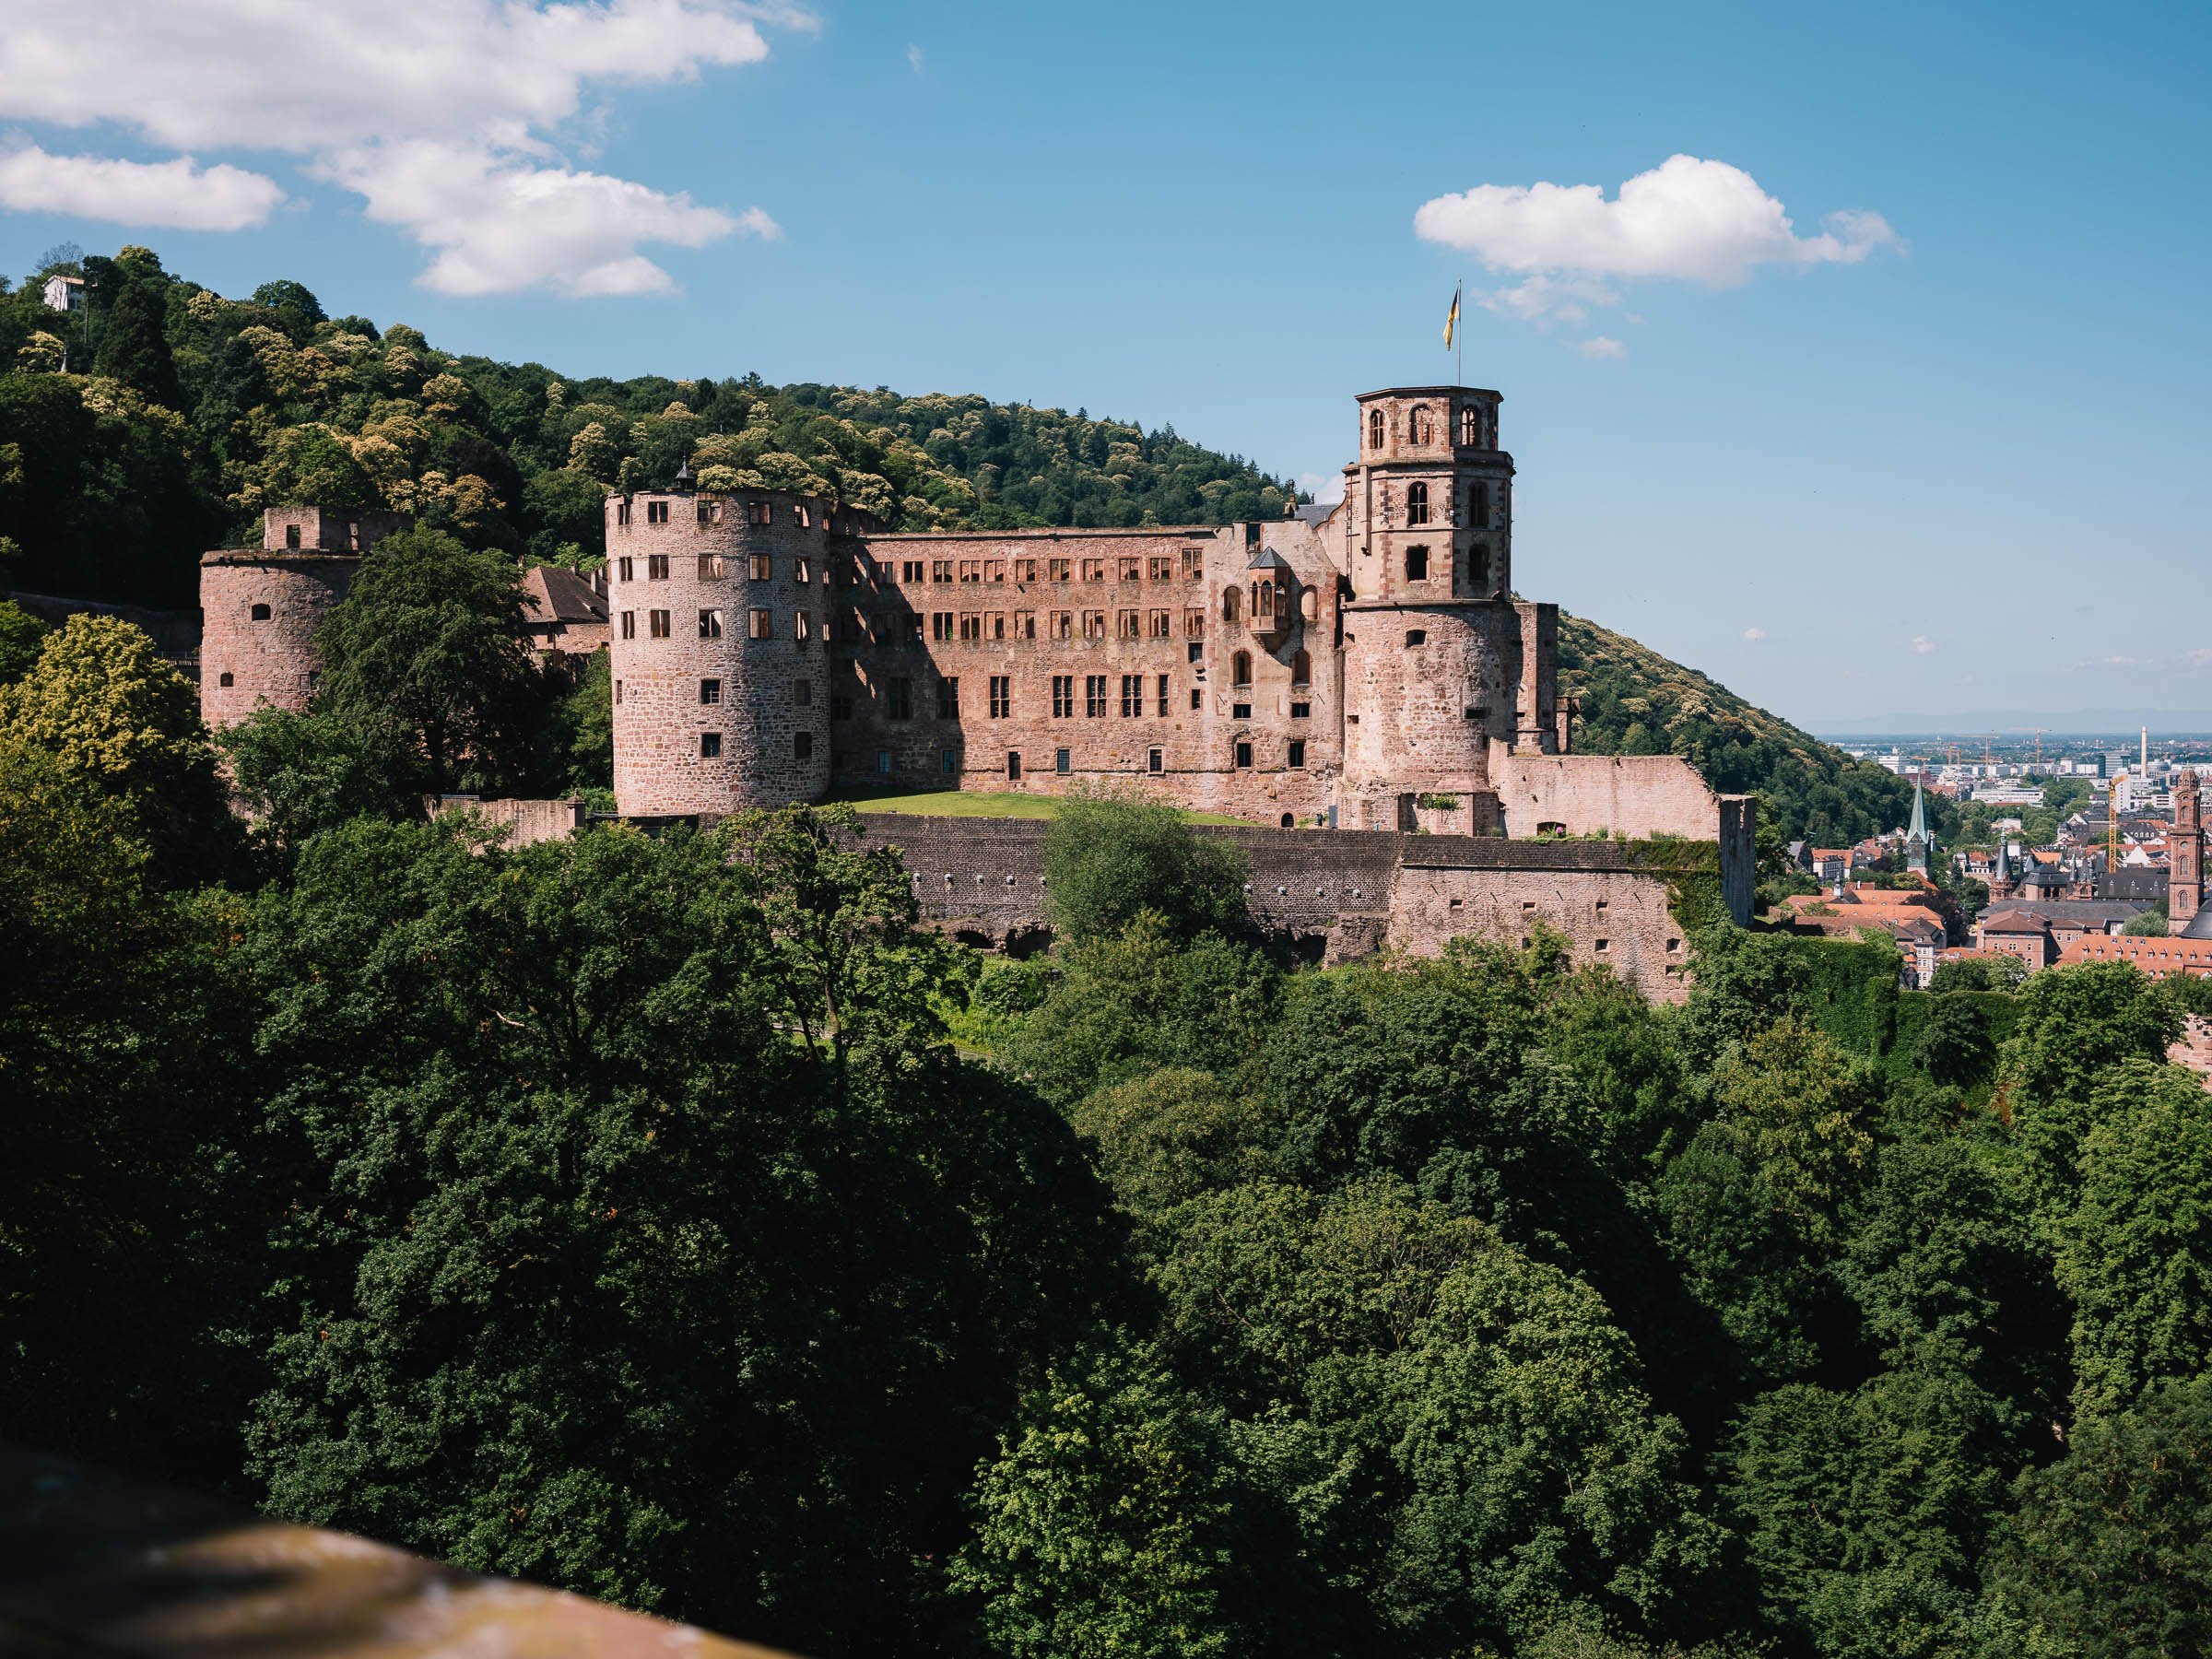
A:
1368 409 1383 450
1468 482 1489 526
1460 406 1480 446
1223 586 1241 622
1409 406 1432 443
1406 482 1429 525
1231 650 1253 687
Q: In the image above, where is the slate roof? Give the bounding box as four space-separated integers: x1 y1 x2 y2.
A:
522 565 609 628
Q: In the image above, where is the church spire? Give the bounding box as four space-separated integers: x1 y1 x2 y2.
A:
1906 775 1931 875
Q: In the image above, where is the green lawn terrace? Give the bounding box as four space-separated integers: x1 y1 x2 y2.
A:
823 784 1256 826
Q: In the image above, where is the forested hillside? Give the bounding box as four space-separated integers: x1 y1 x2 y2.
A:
0 245 1296 608
1560 610 1938 847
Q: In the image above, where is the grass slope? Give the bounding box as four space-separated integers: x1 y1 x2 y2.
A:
826 786 1252 826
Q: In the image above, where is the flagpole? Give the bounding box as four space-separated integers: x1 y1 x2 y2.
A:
1456 277 1463 387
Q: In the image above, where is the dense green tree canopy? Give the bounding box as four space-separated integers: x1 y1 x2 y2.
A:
312 524 540 794
0 612 240 883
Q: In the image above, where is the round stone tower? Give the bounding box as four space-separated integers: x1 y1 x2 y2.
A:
198 508 407 728
607 486 880 816
1335 387 1523 830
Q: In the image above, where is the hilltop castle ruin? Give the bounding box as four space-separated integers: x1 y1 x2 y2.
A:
197 382 1755 998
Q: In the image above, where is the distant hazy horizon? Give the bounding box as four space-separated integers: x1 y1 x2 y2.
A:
1806 709 2212 740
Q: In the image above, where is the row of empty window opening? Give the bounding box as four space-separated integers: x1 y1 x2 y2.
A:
617 551 1217 585
618 606 1335 668
618 671 1315 721
1384 482 1492 528
1368 406 1493 450
615 499 789 528
684 731 1308 772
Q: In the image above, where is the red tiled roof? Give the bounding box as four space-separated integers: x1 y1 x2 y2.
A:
2060 935 2212 978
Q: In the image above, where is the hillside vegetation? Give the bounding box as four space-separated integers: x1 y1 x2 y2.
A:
0 245 1295 608
1560 610 1937 847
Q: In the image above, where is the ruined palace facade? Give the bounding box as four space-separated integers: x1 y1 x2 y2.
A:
604 386 1567 831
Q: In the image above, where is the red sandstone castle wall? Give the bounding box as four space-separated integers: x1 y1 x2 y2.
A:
840 522 1346 823
606 492 870 815
198 553 358 728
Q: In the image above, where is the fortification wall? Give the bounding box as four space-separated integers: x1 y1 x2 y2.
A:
197 552 358 727
429 795 588 847
852 813 1708 999
1498 754 1721 839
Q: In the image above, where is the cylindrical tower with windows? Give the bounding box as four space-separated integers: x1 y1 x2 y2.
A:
198 550 358 728
607 487 878 816
1335 386 1525 829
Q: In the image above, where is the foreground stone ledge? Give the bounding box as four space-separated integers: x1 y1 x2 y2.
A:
0 1441 795 1659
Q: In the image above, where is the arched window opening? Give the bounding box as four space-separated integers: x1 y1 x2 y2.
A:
1460 406 1480 446
1469 542 1488 591
1405 545 1430 582
1406 481 1429 525
218 671 234 687
1368 409 1383 450
1469 482 1489 525
1253 579 1275 619
1409 406 1432 444
1223 587 1241 622
1231 650 1252 687
1291 650 1311 687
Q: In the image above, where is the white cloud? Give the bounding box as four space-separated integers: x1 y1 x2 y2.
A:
0 0 807 295
2065 654 2150 674
1575 335 1627 360
908 42 925 73
1418 154 1899 325
318 140 770 298
1910 635 1936 655
1299 471 1344 505
1743 627 1766 641
0 140 284 229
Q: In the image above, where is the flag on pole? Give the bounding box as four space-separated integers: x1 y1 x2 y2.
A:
1442 282 1461 349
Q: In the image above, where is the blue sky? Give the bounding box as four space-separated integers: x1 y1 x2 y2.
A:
3 0 2206 728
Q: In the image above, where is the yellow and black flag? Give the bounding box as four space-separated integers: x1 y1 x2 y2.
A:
1442 282 1461 350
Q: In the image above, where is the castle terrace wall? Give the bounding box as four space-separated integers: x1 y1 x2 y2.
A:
1495 753 1723 840
1491 755 1754 924
197 552 358 728
429 795 588 847
850 813 1712 1000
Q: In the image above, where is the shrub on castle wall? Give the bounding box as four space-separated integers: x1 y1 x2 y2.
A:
1621 834 1728 936
1794 936 1903 1061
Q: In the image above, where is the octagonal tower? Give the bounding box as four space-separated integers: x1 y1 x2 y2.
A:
1335 387 1532 829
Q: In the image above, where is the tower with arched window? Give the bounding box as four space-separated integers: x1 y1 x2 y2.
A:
1335 385 1534 827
